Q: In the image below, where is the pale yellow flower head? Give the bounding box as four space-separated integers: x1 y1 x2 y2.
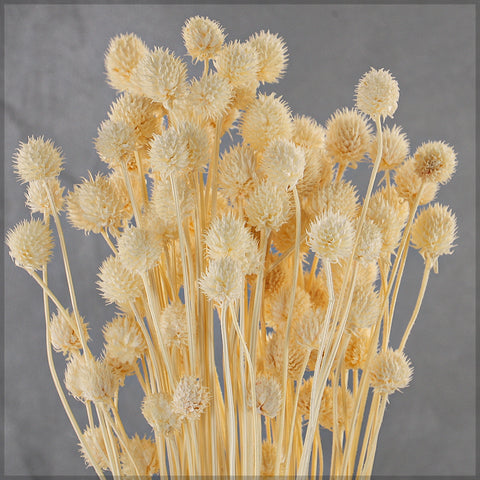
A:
105 33 149 93
291 114 326 150
370 348 413 395
50 310 89 356
79 426 110 471
25 178 64 216
142 393 180 435
160 302 188 349
411 203 457 271
95 119 137 168
260 138 305 190
370 124 409 171
214 40 260 88
13 136 63 184
307 211 355 263
172 376 210 421
355 67 399 120
6 218 54 271
247 30 288 84
245 179 292 232
355 219 383 264
325 107 372 169
413 140 457 185
120 434 159 477
182 16 225 62
255 374 282 417
135 47 188 109
240 93 292 153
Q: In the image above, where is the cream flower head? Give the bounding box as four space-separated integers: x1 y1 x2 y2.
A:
307 211 355 263
370 124 409 171
413 140 457 185
13 136 63 184
94 119 137 168
172 376 210 421
370 348 413 395
142 392 180 435
25 178 64 216
6 218 54 271
355 67 399 120
255 374 282 417
182 15 225 62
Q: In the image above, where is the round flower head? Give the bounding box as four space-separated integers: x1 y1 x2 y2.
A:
104 33 149 93
395 157 439 206
25 178 64 216
291 114 326 150
293 307 323 350
411 203 457 272
344 329 371 370
247 30 288 84
50 309 89 356
149 128 189 180
94 119 137 168
79 426 110 471
260 138 305 190
108 92 159 144
6 218 54 271
219 143 257 202
13 136 63 184
239 93 292 153
370 125 409 171
205 212 260 275
188 73 233 122
142 392 180 435
65 354 118 403
135 47 188 109
325 107 372 169
117 225 163 274
245 179 292 232
255 374 282 417
318 386 354 431
413 140 457 185
97 255 143 308
182 16 225 62
214 40 260 88
265 285 312 329
103 314 147 368
307 211 355 263
355 67 399 120
66 173 125 235
172 376 210 421
355 219 383 264
120 434 159 477
370 348 413 395
159 302 188 348
178 120 210 170
199 256 244 305
347 283 380 332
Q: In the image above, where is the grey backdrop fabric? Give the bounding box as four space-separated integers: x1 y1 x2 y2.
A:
4 4 475 478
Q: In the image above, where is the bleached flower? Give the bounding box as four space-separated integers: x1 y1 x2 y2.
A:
199 256 244 305
344 329 371 370
214 40 260 88
245 180 292 232
50 309 89 356
149 129 189 179
6 218 54 270
370 348 413 395
325 108 372 169
120 434 159 477
219 143 257 202
247 30 288 84
291 114 326 150
142 393 180 435
370 125 409 171
182 16 225 62
307 211 355 263
13 136 63 184
104 33 149 93
25 178 64 216
356 67 400 120
117 225 163 274
66 173 125 234
413 141 457 185
188 73 233 121
240 93 292 153
411 203 457 270
347 283 381 332
261 441 278 477
255 374 282 417
159 302 188 348
355 220 383 264
94 119 137 168
260 138 305 190
135 47 188 109
318 386 354 431
172 376 210 421
79 426 110 471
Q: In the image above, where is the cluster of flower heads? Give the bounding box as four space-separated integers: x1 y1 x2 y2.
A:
6 15 458 478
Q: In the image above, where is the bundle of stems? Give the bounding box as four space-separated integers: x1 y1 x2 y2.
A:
6 16 458 479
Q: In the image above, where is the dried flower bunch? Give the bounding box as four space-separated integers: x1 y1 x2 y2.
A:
6 16 457 478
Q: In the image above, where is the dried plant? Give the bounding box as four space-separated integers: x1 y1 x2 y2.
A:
6 16 458 479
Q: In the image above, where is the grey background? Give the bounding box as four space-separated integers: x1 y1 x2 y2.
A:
3 3 475 478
